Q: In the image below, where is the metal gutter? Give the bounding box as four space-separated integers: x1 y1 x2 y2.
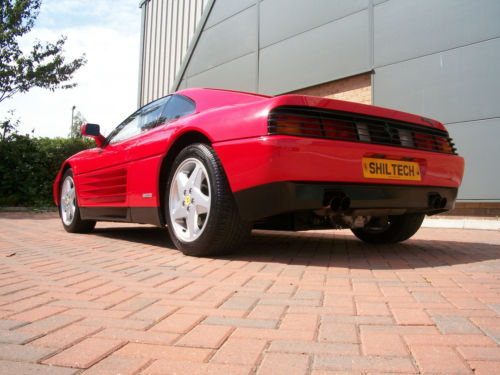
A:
137 0 148 108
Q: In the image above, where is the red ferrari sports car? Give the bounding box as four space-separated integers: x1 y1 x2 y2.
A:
54 88 464 256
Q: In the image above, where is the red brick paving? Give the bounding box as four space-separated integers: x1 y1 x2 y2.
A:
0 212 499 374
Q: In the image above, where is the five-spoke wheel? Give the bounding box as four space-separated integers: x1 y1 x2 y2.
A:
59 169 96 233
61 174 77 226
169 158 211 242
165 144 250 256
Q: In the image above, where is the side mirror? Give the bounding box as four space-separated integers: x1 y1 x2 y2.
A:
82 123 106 147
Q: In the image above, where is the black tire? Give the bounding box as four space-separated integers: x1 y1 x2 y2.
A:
351 213 424 244
59 169 96 233
165 143 251 257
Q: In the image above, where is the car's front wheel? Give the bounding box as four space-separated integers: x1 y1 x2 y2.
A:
351 213 424 244
59 169 96 233
165 143 250 256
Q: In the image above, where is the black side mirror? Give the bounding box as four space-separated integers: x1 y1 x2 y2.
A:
82 123 100 136
82 123 106 147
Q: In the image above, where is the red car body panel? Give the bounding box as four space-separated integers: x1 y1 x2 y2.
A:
54 88 464 225
213 136 464 194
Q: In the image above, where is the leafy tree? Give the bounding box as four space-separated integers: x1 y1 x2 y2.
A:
0 135 93 206
69 110 86 138
0 109 19 141
0 0 87 104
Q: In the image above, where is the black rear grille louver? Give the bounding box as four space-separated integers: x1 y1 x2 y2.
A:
268 106 457 155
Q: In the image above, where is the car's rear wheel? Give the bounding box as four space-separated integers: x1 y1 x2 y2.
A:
59 169 96 233
165 143 250 256
351 213 424 244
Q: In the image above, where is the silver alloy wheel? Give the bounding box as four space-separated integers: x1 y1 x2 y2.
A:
169 157 211 242
61 175 76 226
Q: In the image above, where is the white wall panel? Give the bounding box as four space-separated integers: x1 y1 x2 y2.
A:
260 0 368 48
447 119 500 200
374 0 500 67
373 38 500 124
187 53 257 92
186 6 257 76
259 10 370 95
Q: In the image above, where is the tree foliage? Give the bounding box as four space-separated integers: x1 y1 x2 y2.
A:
69 110 86 138
0 109 20 140
0 0 87 104
0 1 92 207
0 134 93 206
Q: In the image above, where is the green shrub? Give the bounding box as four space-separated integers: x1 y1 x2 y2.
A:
0 135 93 206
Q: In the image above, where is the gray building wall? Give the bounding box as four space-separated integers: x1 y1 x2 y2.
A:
372 0 500 201
139 0 500 203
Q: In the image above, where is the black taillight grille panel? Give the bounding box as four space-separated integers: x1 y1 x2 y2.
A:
268 106 457 155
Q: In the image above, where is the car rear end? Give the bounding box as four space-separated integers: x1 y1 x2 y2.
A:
213 94 464 231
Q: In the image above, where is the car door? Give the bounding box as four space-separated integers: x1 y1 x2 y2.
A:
75 97 170 210
127 94 197 209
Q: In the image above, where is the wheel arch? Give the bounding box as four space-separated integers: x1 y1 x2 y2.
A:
54 162 73 206
158 131 212 225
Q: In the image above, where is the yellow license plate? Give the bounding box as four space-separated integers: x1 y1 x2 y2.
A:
362 158 421 181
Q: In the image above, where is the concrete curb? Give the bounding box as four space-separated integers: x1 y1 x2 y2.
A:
0 207 57 212
423 217 500 230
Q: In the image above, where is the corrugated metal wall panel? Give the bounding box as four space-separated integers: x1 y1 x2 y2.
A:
139 0 210 106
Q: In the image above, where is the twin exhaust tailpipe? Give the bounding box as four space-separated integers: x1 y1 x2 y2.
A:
428 194 447 209
327 192 447 212
329 194 351 212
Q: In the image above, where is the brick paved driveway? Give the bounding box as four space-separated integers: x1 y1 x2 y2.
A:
0 212 499 375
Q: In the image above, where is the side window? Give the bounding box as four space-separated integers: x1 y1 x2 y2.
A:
158 94 196 125
107 96 170 144
139 96 171 131
106 111 141 145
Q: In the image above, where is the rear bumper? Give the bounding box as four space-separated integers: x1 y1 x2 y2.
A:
234 182 458 221
214 135 464 221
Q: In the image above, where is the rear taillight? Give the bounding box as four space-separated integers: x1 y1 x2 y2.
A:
271 115 357 141
435 136 453 154
414 133 454 154
272 115 322 136
268 106 457 155
323 119 357 141
414 133 435 151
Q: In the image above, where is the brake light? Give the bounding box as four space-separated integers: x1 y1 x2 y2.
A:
414 133 435 151
323 119 357 141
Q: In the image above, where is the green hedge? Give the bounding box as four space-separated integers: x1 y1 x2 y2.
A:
0 135 93 207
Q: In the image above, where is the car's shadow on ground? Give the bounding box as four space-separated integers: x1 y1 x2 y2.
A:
90 226 500 270
93 226 175 248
